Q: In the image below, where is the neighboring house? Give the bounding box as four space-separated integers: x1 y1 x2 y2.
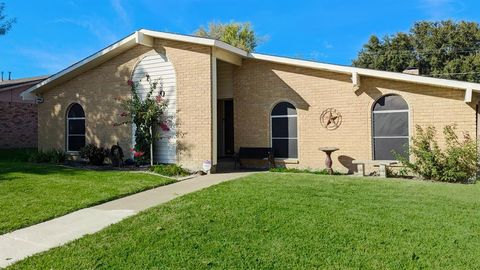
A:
0 75 48 149
21 30 480 172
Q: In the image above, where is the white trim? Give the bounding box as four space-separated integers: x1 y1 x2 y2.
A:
272 137 298 140
66 104 86 152
271 115 298 118
465 88 473 103
372 109 409 114
211 54 218 166
352 71 360 89
22 29 480 100
249 53 480 92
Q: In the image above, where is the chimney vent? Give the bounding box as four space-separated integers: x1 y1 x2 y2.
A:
403 67 419 75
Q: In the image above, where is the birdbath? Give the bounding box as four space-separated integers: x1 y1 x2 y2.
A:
319 147 339 175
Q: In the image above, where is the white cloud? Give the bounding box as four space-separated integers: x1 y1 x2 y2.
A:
52 17 119 44
418 0 465 19
17 48 81 73
111 0 132 28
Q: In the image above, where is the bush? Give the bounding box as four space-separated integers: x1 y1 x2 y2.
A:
395 125 478 183
79 144 109 166
269 167 342 175
149 164 190 177
0 148 36 162
28 149 66 164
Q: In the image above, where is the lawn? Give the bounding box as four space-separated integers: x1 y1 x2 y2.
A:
9 173 480 269
0 150 174 234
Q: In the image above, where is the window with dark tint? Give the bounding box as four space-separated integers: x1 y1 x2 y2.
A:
67 103 85 151
271 102 298 158
372 95 409 160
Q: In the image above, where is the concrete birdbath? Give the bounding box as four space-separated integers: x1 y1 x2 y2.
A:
319 147 339 175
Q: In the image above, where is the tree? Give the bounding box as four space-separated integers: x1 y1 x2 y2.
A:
0 2 15 36
194 21 259 52
353 20 480 83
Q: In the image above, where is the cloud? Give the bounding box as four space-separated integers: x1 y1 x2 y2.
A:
418 0 465 19
17 48 81 73
111 0 132 28
323 41 334 49
52 17 119 44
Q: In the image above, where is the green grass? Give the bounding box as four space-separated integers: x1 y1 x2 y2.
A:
0 150 175 234
9 173 480 269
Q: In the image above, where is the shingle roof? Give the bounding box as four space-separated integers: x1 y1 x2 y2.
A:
0 75 49 89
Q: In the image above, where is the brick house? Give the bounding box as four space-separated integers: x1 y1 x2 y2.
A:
0 75 47 149
21 30 480 172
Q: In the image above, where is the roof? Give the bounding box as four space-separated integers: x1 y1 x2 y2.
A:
0 75 48 91
21 29 480 102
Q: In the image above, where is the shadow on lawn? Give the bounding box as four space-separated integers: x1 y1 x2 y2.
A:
0 161 97 180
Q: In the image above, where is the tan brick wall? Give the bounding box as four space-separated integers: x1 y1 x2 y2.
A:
38 40 212 171
233 59 478 173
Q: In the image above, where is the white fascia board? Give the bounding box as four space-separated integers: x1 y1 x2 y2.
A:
135 31 153 47
248 53 480 93
21 33 138 100
352 71 360 88
465 88 473 103
140 29 248 57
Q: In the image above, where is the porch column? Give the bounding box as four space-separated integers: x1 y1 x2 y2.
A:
211 52 218 169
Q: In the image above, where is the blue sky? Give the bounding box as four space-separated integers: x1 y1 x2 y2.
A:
0 0 479 79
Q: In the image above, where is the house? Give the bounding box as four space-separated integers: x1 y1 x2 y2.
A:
0 75 47 149
21 29 480 172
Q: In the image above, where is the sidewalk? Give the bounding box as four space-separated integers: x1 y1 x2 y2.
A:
0 171 252 268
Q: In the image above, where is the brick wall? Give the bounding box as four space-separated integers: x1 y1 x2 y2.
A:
38 40 212 171
233 59 478 172
0 102 37 148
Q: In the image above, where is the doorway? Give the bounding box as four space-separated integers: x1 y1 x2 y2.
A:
217 99 234 157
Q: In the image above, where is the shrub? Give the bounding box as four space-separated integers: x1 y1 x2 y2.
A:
79 144 109 166
269 167 342 175
395 125 478 183
28 149 66 164
0 148 36 162
149 164 190 177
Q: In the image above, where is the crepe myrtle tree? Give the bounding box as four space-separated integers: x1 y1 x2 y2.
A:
115 74 172 165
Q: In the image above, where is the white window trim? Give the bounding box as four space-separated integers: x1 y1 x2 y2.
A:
372 109 409 114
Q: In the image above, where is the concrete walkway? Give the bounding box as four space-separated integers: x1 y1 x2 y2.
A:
0 172 252 268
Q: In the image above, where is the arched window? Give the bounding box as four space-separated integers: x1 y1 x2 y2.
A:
372 94 409 160
66 103 85 152
271 102 298 159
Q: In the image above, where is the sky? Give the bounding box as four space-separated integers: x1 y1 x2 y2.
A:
0 0 479 79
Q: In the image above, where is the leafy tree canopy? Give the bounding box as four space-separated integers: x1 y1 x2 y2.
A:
353 20 480 83
194 21 259 52
0 2 15 36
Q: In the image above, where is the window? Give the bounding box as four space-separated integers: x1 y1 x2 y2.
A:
66 103 85 152
271 102 298 159
372 95 409 160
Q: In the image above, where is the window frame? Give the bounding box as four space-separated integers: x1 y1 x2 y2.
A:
270 101 299 160
66 103 86 153
371 94 410 161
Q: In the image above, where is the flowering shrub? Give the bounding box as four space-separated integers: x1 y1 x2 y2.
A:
115 74 172 163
